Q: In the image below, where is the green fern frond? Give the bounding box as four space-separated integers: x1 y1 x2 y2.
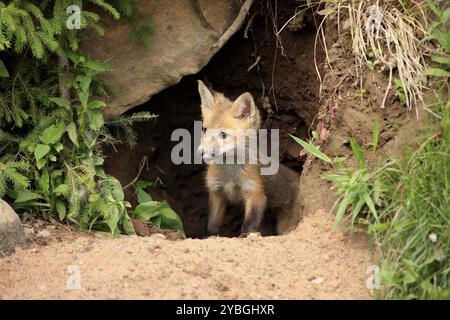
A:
115 0 136 17
0 160 30 197
89 0 120 20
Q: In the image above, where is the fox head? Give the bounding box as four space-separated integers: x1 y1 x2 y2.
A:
197 80 261 162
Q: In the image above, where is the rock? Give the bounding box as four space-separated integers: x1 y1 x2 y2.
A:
246 232 261 239
151 233 166 240
23 226 34 240
82 0 254 116
37 230 51 238
310 276 325 285
0 199 25 256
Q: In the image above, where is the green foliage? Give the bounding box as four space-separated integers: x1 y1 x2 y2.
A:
426 2 450 79
377 96 449 299
0 159 29 197
291 119 383 228
0 0 181 237
293 103 449 299
130 180 186 237
394 78 407 105
129 11 153 48
105 112 157 148
0 0 145 60
0 53 140 234
289 134 333 163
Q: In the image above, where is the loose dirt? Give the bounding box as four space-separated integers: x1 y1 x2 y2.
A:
0 210 371 299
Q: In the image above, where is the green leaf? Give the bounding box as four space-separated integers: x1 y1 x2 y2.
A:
102 176 124 201
88 100 106 109
136 180 154 189
67 122 79 147
363 193 378 221
427 1 441 19
430 30 450 52
56 199 67 221
15 191 43 203
53 143 64 153
54 184 70 197
133 201 162 220
76 75 92 93
36 158 46 170
350 138 366 169
442 7 450 24
373 178 382 206
426 68 450 78
137 188 152 204
431 55 450 67
49 97 70 109
66 51 81 65
289 135 332 163
150 215 161 228
159 201 185 236
40 125 65 145
84 60 110 72
39 169 50 193
350 197 366 224
92 155 104 166
0 59 9 77
334 194 352 226
322 174 349 183
122 213 136 235
34 144 50 162
79 90 89 110
105 206 120 235
88 110 104 131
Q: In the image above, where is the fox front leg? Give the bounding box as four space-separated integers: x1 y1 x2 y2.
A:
241 191 267 234
208 191 227 235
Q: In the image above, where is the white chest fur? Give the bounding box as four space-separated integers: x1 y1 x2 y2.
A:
207 165 255 203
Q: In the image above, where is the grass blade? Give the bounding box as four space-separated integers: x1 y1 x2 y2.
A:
350 138 366 169
290 135 332 163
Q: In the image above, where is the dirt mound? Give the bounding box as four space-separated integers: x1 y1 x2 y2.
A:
0 210 371 299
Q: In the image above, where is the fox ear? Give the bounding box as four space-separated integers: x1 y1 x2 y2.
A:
198 80 214 112
231 92 256 119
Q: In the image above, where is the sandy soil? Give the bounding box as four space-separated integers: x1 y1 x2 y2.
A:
0 210 372 300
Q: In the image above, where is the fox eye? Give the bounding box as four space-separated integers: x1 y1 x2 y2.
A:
220 131 228 139
202 126 206 133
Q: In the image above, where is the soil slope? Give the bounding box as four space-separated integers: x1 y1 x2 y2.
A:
0 210 371 300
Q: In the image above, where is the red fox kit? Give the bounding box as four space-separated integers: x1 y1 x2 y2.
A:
197 80 301 235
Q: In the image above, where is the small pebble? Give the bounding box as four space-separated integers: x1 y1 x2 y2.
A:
310 276 325 285
37 230 50 238
151 233 166 240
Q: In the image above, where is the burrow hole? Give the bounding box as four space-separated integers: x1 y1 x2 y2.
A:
104 1 324 238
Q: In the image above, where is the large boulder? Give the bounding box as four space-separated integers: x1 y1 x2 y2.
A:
0 199 25 256
83 0 254 116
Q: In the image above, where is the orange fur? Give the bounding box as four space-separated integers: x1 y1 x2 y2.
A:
198 80 301 235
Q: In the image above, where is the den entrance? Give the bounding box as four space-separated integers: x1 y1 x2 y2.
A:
103 1 323 238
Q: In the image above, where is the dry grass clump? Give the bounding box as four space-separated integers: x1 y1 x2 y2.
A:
279 0 433 117
347 0 430 116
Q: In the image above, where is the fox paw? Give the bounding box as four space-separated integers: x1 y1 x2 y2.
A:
207 224 220 236
240 232 261 239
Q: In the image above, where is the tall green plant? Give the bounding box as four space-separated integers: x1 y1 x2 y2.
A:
1 1 182 236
